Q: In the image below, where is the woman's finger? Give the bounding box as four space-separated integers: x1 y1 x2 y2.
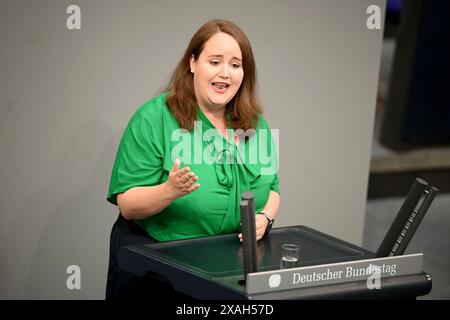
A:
187 183 200 193
170 158 180 172
180 171 194 183
175 166 191 178
187 174 198 185
182 174 196 188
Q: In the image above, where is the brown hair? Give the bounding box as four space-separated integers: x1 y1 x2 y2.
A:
165 19 263 131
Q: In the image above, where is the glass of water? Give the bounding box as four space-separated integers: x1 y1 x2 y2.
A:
280 243 300 269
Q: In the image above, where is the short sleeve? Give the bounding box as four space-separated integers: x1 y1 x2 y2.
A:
107 109 164 205
270 173 280 194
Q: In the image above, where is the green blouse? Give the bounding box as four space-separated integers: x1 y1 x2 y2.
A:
107 93 279 242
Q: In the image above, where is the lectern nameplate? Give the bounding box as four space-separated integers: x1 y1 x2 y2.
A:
246 253 423 294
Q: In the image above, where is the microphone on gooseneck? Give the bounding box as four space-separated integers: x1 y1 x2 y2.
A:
240 192 258 280
375 178 439 258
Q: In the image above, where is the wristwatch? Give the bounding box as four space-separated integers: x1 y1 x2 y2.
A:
259 211 274 233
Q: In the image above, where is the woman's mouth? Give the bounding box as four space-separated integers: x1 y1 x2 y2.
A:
211 82 230 94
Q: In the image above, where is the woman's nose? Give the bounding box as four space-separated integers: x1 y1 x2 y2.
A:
218 65 229 79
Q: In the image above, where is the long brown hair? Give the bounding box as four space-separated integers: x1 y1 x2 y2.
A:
165 19 263 131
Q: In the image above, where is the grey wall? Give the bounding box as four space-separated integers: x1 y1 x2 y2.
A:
0 0 385 299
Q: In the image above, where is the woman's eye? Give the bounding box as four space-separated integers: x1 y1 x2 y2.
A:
210 61 220 66
232 63 241 69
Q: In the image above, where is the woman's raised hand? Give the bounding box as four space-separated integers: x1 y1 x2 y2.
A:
164 159 200 199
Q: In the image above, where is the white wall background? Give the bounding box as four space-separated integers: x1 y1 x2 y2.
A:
0 0 385 299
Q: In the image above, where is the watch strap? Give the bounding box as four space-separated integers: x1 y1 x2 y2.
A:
259 211 274 233
260 211 274 223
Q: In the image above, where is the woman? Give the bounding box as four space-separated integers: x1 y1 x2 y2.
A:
106 19 279 298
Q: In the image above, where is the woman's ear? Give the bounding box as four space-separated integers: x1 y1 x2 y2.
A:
189 55 195 73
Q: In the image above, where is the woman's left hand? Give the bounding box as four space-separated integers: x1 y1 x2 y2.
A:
238 214 268 242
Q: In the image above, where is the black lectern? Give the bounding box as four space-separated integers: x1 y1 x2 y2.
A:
117 225 432 299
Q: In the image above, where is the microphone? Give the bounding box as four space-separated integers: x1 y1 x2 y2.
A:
240 192 258 279
375 178 439 257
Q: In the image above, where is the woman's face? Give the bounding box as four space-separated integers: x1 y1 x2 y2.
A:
190 32 244 112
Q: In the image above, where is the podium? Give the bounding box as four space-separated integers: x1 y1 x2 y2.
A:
117 225 432 299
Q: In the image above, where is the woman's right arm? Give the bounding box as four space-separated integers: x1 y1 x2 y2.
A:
118 159 200 220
